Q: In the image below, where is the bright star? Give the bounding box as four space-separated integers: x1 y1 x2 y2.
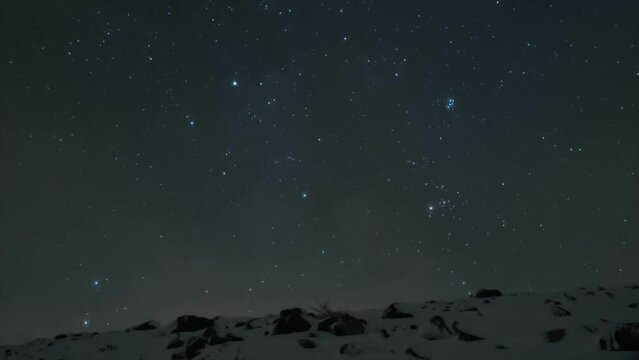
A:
231 80 238 87
302 192 309 199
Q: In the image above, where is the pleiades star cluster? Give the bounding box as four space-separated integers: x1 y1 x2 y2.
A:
0 0 637 345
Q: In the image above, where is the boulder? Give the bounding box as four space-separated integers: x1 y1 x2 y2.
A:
128 320 160 331
297 339 317 349
423 315 453 340
272 308 312 335
551 306 571 317
185 337 206 359
339 343 362 356
405 347 430 359
382 303 414 319
475 289 502 298
318 314 367 336
173 315 215 333
201 326 243 345
452 321 484 342
599 323 639 351
544 329 565 343
166 337 184 349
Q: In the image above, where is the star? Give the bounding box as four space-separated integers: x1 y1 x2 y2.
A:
302 192 309 199
231 80 238 87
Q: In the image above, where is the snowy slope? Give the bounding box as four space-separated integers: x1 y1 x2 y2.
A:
2 285 639 360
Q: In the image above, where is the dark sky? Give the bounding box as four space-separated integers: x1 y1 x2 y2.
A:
1 0 638 345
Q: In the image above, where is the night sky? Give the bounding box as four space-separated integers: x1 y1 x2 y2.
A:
1 0 638 345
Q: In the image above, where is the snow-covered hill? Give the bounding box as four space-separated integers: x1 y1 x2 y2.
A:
2 285 639 360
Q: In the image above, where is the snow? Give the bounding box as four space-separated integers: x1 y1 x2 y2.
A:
2 285 638 360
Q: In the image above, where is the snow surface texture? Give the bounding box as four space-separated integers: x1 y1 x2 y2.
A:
2 285 639 360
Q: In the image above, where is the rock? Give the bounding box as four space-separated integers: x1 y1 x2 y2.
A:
382 303 414 319
563 293 577 302
629 303 638 309
600 323 639 351
381 329 390 338
460 307 479 312
172 315 215 333
544 329 565 343
475 289 503 298
166 337 185 349
318 313 367 336
185 337 206 359
405 347 430 359
272 308 312 335
54 334 68 340
171 354 185 360
297 339 317 349
424 315 454 340
128 320 160 331
452 321 484 342
551 306 571 317
339 343 362 356
201 326 243 345
495 345 507 349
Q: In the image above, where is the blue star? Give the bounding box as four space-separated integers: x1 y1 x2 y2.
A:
231 80 238 87
302 192 309 199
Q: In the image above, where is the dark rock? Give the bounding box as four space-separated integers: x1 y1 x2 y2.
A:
171 354 185 360
544 329 565 343
339 343 362 356
452 321 484 342
586 291 595 296
173 315 215 333
381 329 390 338
551 306 571 317
624 285 639 290
604 291 614 299
272 308 312 335
429 315 453 336
629 303 638 309
410 324 418 330
201 326 243 345
483 299 491 304
382 303 414 319
475 289 503 298
600 323 639 351
495 345 507 349
297 339 317 349
235 321 246 327
460 307 479 312
318 313 367 336
166 337 185 349
405 347 430 359
185 337 206 359
563 293 577 302
128 320 160 331
54 334 68 340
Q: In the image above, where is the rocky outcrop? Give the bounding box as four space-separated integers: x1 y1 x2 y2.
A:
272 308 312 335
475 289 503 298
318 314 367 336
382 303 414 319
127 320 160 331
599 323 639 351
172 315 215 333
544 329 565 343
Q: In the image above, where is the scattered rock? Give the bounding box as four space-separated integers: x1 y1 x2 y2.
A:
604 291 614 299
424 315 454 340
381 329 390 338
475 289 503 298
297 339 317 349
629 303 638 309
563 293 577 303
599 323 639 351
318 314 367 336
382 303 414 319
405 347 430 359
551 306 571 317
173 315 215 333
452 321 484 342
410 324 418 330
544 329 565 343
460 307 479 312
495 345 507 349
54 334 68 340
272 308 312 335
